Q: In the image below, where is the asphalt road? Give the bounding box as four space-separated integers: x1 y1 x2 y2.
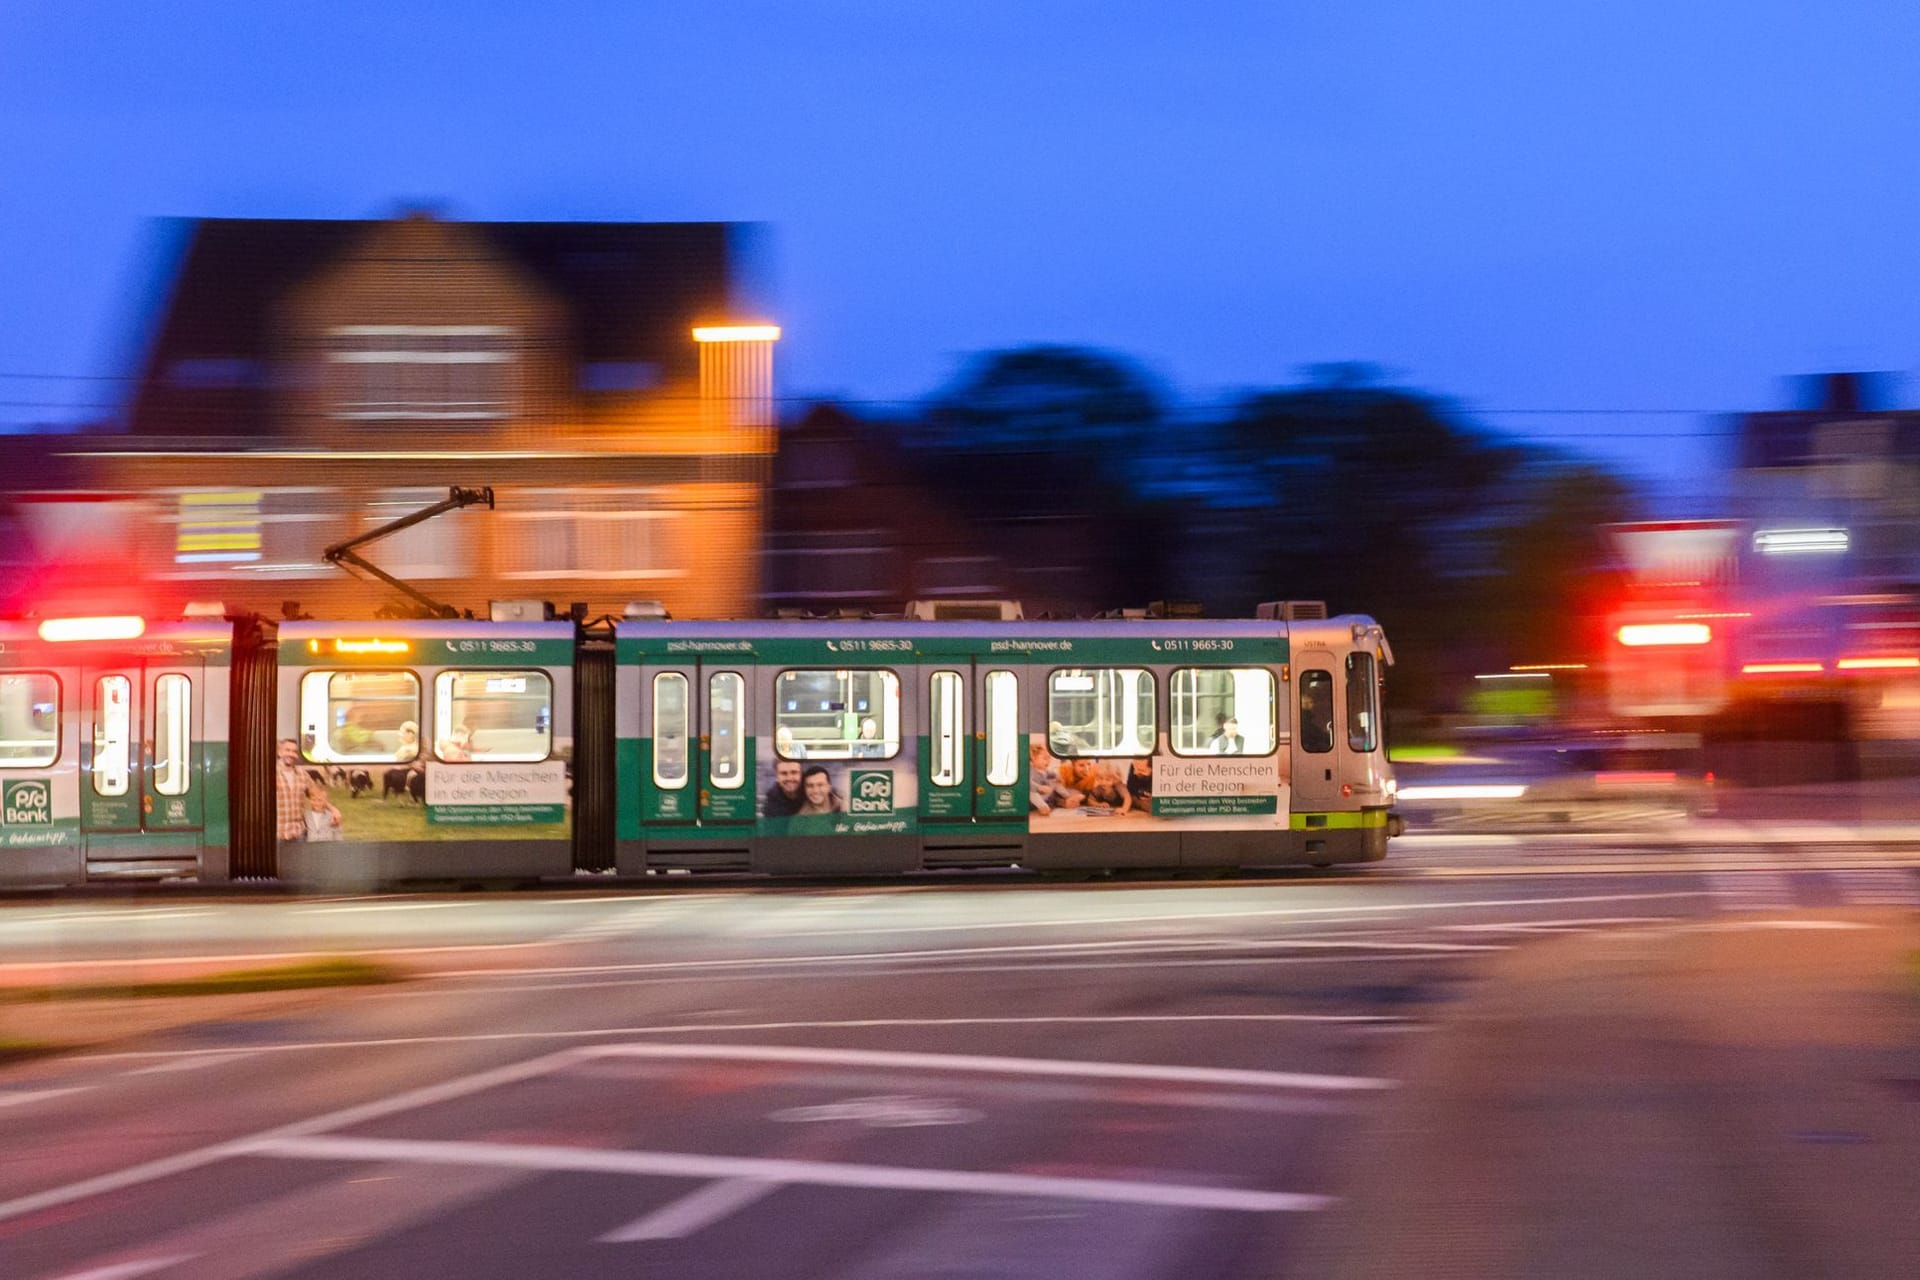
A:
2 842 1916 1279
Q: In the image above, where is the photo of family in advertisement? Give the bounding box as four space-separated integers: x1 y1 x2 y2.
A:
1031 740 1154 816
1027 733 1287 831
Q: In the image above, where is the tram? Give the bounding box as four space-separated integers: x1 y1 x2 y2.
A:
0 602 1401 888
0 615 253 884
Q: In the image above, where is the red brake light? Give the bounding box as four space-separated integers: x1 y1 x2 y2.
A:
1617 623 1711 647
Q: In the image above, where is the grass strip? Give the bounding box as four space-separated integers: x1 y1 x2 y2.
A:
1 957 403 1003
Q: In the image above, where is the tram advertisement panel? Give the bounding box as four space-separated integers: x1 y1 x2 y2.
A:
3 777 77 849
282 625 575 844
1027 735 1287 832
755 748 920 837
426 761 569 825
295 754 573 843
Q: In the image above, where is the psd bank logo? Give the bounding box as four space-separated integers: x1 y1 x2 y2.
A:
3 779 52 826
849 770 894 816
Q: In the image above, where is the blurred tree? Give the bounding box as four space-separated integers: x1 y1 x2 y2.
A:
863 351 1640 715
1481 462 1639 663
1218 372 1524 606
922 345 1166 451
906 346 1181 611
1213 370 1639 713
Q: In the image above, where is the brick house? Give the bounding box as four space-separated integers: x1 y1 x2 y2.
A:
6 212 777 620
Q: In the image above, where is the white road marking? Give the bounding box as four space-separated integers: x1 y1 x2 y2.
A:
0 1086 90 1109
600 1176 782 1242
0 1048 585 1225
1705 869 1798 913
42 1256 198 1280
6 1037 1362 1226
291 901 482 914
427 929 1524 980
578 1041 1394 1093
1388 859 1918 879
1688 920 1873 932
253 1134 1334 1214
127 1052 259 1076
1442 915 1674 933
395 949 1502 991
5 911 213 925
1831 868 1920 906
74 1013 1408 1065
553 898 707 944
770 1095 983 1128
755 890 1706 938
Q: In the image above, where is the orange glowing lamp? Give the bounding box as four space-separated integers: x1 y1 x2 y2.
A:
37 616 147 642
333 638 411 656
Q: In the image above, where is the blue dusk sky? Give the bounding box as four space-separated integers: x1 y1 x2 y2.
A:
2 1 1916 503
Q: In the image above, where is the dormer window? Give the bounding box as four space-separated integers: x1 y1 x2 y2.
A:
328 324 515 423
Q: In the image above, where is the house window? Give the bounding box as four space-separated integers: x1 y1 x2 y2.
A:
173 491 262 565
328 324 515 423
495 506 683 579
361 489 473 580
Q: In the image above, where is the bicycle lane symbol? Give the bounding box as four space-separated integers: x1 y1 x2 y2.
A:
768 1095 984 1128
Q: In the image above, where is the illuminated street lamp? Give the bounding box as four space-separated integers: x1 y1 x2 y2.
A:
693 324 781 430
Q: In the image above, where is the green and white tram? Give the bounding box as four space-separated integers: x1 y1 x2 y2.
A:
0 614 254 884
1 601 1399 888
614 608 1399 875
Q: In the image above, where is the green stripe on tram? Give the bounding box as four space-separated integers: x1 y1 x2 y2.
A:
1290 809 1394 831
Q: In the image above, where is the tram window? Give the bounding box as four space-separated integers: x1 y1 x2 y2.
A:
0 672 59 767
153 674 191 796
92 675 133 797
1046 668 1155 757
1299 669 1335 754
930 671 964 787
1170 668 1276 756
1345 652 1378 753
774 669 901 760
433 670 551 763
709 671 746 788
652 672 689 789
984 669 1019 786
299 670 422 764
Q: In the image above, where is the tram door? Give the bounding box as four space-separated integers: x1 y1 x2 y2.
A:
642 663 755 829
975 667 1025 821
920 666 1025 826
79 663 205 873
698 666 755 826
642 665 697 825
1290 651 1341 813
